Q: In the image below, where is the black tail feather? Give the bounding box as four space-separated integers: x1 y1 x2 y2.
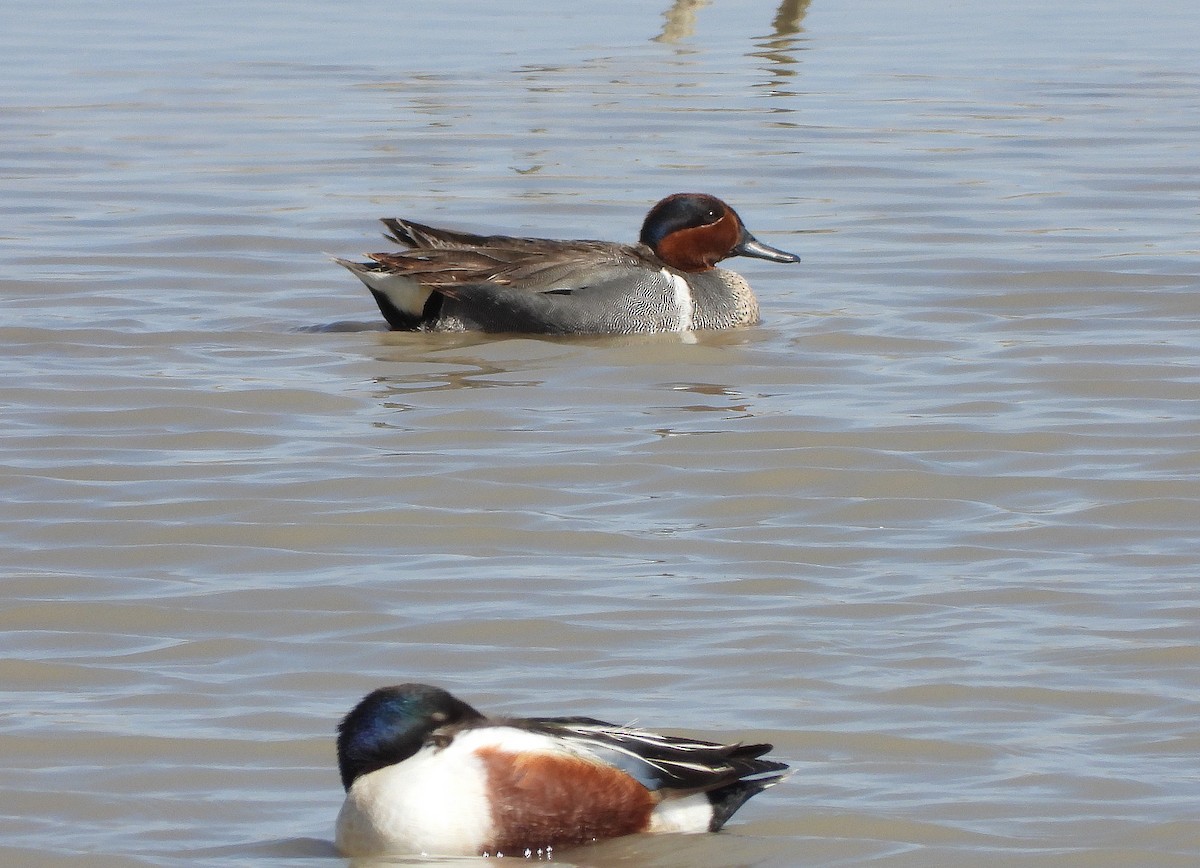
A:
706 757 790 831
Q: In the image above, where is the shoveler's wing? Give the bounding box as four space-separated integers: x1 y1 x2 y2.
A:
523 716 788 794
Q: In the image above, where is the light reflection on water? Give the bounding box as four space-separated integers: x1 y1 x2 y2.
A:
2 0 1199 865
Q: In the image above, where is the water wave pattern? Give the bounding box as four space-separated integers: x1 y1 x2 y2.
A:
2 0 1198 864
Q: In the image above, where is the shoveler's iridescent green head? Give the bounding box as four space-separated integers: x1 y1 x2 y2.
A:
639 193 800 273
336 684 484 790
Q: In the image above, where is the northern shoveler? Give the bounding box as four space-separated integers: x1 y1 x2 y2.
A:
335 683 789 857
336 193 800 334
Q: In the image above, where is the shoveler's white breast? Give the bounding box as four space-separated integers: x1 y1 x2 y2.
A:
335 736 493 857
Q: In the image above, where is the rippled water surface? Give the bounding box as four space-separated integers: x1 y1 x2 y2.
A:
3 0 1199 865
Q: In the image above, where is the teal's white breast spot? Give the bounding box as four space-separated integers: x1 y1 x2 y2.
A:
662 268 695 332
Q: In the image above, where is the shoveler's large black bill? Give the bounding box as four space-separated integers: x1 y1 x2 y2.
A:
733 233 800 263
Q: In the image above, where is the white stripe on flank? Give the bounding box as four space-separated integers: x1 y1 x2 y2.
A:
662 268 695 332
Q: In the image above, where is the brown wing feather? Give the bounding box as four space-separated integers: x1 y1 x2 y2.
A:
365 249 521 287
364 240 656 292
381 218 520 250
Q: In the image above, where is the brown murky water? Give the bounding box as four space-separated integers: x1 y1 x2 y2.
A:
3 0 1198 865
